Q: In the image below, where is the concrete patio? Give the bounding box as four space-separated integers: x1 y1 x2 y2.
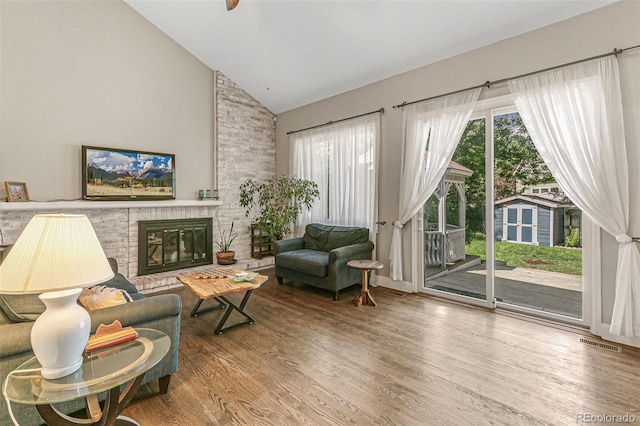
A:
425 261 582 318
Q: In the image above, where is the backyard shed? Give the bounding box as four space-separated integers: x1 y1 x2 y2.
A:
494 194 572 247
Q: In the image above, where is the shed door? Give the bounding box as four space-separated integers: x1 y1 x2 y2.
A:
503 205 538 245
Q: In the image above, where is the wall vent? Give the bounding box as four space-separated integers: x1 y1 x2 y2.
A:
579 337 621 353
384 289 407 297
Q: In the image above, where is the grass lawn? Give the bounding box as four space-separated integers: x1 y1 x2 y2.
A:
465 240 582 276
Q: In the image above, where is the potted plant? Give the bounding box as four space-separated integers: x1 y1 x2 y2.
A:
239 174 319 241
215 219 238 265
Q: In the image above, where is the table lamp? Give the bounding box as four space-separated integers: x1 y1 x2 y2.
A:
0 214 114 379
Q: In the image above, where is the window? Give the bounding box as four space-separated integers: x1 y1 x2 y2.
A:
290 115 380 237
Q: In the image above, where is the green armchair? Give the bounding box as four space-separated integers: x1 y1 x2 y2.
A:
274 223 375 300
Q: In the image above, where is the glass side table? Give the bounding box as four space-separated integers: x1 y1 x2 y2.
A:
2 328 170 426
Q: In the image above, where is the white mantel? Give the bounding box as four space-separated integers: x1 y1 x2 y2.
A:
0 199 223 211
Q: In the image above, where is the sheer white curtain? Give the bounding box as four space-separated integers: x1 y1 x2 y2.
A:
508 56 640 337
389 88 481 281
290 114 380 240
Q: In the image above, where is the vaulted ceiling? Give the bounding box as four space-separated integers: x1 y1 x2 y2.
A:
125 0 616 114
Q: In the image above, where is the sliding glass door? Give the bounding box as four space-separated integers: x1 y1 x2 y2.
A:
420 117 491 306
492 109 583 319
418 103 585 322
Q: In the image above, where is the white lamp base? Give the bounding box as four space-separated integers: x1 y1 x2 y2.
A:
31 288 91 380
40 354 85 380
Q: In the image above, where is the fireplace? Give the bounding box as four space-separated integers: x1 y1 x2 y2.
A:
138 218 213 276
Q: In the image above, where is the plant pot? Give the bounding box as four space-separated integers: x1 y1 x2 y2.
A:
216 251 236 265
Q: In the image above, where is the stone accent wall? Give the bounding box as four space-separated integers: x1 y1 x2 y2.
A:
0 206 219 291
0 209 129 267
215 72 276 261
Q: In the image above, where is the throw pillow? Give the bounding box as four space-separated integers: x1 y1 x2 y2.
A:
79 285 133 311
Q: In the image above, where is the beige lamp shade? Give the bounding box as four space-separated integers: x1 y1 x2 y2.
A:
0 214 114 294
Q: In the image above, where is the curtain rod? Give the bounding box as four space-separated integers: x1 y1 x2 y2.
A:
393 44 640 109
287 107 385 135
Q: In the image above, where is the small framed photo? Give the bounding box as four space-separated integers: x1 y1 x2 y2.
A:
5 182 29 202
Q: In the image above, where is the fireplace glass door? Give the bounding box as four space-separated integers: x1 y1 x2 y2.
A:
139 218 212 275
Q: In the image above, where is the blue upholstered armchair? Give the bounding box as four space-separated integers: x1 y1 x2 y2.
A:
274 223 375 300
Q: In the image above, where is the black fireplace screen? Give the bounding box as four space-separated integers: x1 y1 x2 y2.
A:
138 218 213 276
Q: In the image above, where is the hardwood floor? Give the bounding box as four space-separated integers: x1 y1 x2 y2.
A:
123 268 640 425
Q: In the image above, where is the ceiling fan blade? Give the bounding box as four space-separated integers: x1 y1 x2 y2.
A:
226 0 239 11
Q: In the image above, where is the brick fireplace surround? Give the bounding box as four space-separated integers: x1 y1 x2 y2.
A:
0 200 274 293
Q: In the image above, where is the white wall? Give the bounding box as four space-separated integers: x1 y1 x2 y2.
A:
275 1 640 327
0 0 215 201
0 0 277 264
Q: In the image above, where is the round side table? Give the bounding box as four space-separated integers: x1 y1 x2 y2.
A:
347 259 384 307
3 328 170 426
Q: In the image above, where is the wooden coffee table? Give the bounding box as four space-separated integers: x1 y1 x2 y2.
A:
177 268 268 334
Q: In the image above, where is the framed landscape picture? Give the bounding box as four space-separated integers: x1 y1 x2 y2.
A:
82 146 175 200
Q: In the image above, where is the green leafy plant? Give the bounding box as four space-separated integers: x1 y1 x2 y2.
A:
215 219 237 253
239 175 320 240
565 226 581 248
